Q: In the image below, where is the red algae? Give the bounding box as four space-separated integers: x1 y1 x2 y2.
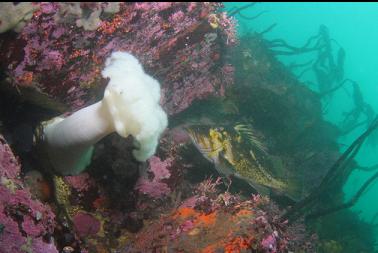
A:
0 2 236 115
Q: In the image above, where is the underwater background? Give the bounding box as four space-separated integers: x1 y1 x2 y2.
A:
224 1 378 226
225 1 378 250
0 2 378 252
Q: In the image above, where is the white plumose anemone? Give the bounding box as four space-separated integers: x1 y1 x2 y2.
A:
42 51 168 175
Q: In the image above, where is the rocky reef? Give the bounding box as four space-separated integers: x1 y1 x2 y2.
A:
1 2 375 253
0 2 235 115
124 178 316 253
0 135 57 253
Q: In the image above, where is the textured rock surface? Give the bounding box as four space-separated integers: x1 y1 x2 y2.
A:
0 135 57 253
0 2 235 116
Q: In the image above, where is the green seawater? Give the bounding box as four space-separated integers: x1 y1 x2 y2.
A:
225 2 378 251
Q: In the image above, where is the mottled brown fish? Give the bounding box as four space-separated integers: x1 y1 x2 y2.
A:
185 124 301 200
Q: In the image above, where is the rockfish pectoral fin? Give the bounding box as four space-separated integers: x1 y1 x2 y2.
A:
214 155 235 177
230 171 272 197
247 181 271 197
269 181 302 202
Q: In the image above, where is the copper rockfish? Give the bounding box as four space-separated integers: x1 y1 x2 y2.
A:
185 124 300 200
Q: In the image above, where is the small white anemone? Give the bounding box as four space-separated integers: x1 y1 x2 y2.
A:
42 51 168 175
